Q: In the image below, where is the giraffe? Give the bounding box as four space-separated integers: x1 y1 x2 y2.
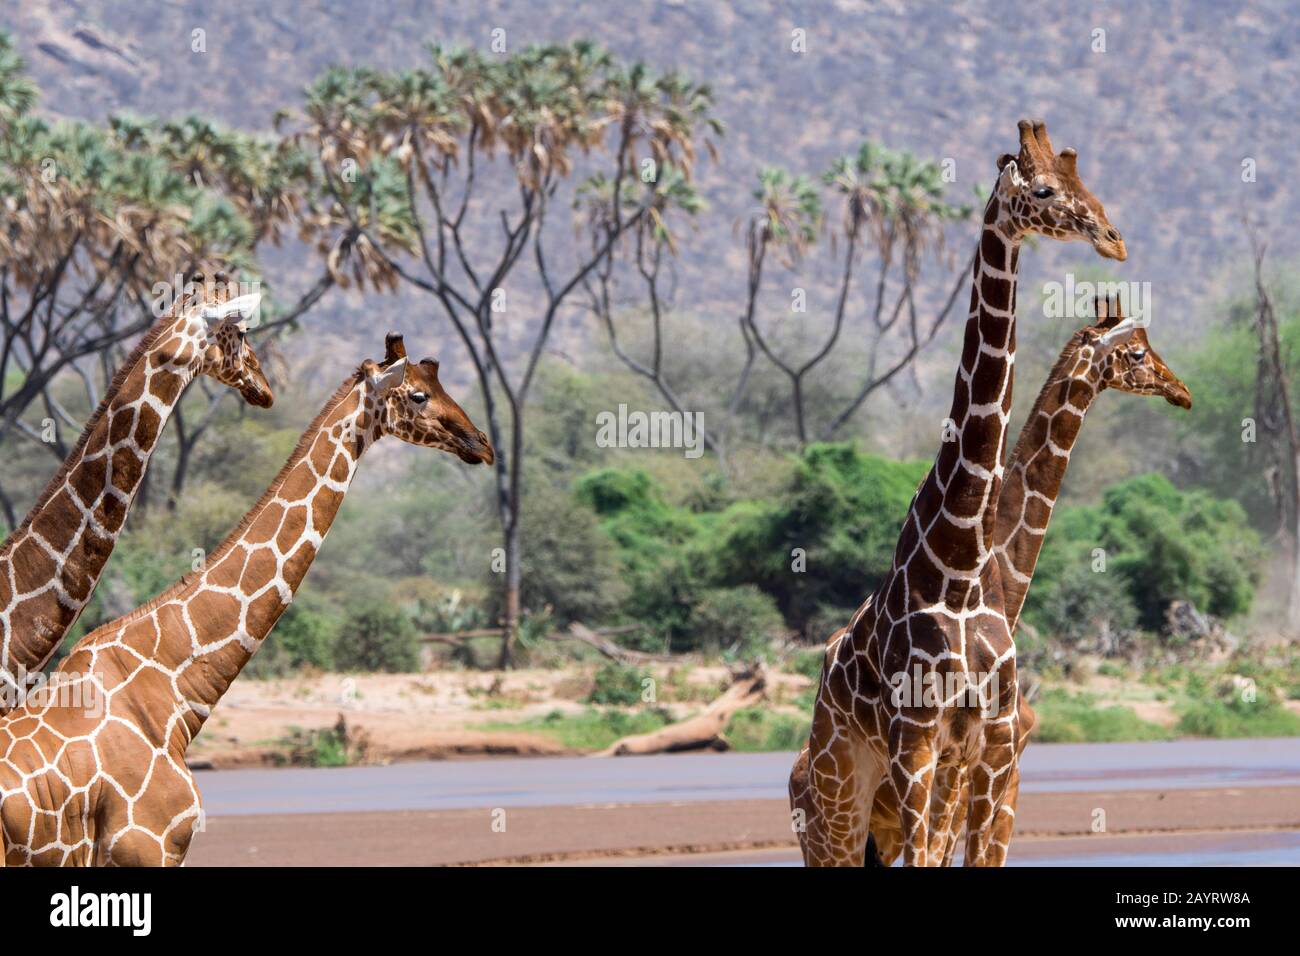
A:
790 294 1193 865
0 290 273 715
794 119 1126 866
0 334 492 865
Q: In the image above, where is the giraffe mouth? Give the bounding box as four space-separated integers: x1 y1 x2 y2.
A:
1163 381 1192 409
240 377 275 408
455 431 494 465
1091 225 1127 261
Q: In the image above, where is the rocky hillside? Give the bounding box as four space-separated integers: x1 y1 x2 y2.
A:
5 0 1297 358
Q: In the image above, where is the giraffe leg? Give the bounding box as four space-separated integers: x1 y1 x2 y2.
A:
962 712 1019 867
796 743 894 866
801 714 884 867
871 739 968 866
889 722 941 866
868 786 903 866
926 760 966 864
985 694 1036 862
788 745 814 857
940 769 970 866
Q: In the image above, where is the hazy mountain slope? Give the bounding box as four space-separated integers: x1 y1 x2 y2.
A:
4 1 1296 389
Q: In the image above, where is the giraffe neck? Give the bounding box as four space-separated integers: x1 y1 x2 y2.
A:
0 311 207 693
909 191 1022 584
994 343 1100 632
160 374 377 724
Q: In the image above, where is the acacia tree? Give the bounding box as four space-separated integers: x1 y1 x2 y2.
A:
0 39 238 524
0 34 333 522
294 42 720 667
735 144 973 446
596 141 973 453
107 113 335 506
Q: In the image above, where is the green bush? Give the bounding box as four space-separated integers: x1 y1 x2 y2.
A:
486 473 629 627
1031 689 1172 743
576 447 926 648
687 585 786 657
585 662 650 706
245 595 341 678
333 600 421 673
789 647 828 681
724 707 811 751
1176 678 1300 738
1029 544 1138 647
706 444 927 634
576 467 710 647
1025 474 1263 640
270 717 366 766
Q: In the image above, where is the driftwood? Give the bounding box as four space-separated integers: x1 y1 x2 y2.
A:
596 664 768 757
554 623 681 665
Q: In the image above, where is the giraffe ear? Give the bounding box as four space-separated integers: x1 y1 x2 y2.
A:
1095 296 1123 330
370 357 407 394
203 293 262 331
384 333 406 364
996 153 1015 172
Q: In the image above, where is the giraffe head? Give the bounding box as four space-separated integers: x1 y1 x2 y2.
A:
365 333 494 464
995 119 1126 261
199 293 275 408
1078 296 1191 408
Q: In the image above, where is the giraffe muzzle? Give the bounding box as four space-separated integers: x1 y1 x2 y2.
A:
1164 380 1192 410
456 431 494 465
240 377 275 408
1092 225 1127 261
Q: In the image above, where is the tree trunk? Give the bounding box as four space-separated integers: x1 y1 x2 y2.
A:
1247 226 1300 633
497 519 520 669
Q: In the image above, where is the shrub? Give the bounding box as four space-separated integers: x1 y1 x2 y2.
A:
245 594 340 678
585 662 650 706
333 600 421 673
724 708 811 751
485 473 628 627
706 444 928 634
789 647 828 681
1176 677 1300 738
1029 547 1139 647
1024 474 1263 641
1031 689 1172 743
271 717 367 767
687 585 786 657
575 467 709 647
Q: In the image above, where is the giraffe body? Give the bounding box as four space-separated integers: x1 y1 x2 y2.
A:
792 296 1190 865
796 121 1127 866
0 337 491 865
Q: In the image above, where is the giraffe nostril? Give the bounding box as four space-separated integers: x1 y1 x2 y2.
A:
1105 227 1120 241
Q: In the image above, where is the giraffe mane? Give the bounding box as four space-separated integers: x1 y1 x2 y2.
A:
11 312 178 536
1004 329 1089 472
104 369 367 629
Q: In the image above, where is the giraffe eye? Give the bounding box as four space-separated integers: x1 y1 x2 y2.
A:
1032 186 1054 200
1130 348 1147 361
410 391 429 404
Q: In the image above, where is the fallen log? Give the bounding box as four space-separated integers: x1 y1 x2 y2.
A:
595 664 768 757
421 627 511 643
555 623 682 665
